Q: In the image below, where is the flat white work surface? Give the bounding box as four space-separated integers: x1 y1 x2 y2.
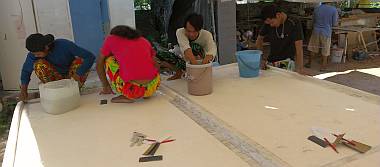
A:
11 93 250 167
163 64 380 167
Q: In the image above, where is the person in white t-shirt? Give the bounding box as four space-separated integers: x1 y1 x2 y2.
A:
164 13 217 80
177 13 217 65
156 13 217 80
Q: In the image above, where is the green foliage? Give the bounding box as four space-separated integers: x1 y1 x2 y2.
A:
0 102 15 136
338 0 359 8
134 0 151 10
370 2 380 8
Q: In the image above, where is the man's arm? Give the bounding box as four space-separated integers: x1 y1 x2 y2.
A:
202 32 217 64
256 35 264 53
292 19 305 74
257 23 270 69
184 49 198 65
256 35 268 69
294 40 304 73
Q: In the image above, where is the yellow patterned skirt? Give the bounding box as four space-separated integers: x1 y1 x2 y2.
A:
105 56 160 99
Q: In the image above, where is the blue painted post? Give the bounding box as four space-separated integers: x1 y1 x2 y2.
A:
68 0 108 56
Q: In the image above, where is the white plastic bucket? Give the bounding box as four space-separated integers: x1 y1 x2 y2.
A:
39 79 80 115
331 48 344 63
186 62 213 96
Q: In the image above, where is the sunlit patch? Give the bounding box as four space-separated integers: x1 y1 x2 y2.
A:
265 106 279 110
313 68 380 80
345 108 355 111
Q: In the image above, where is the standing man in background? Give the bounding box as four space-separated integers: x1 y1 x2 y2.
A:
306 3 338 71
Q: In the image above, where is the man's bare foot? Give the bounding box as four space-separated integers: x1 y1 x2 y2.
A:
111 95 134 103
167 70 184 81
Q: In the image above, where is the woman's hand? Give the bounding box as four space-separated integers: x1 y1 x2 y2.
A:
19 85 29 102
19 90 28 102
100 86 113 95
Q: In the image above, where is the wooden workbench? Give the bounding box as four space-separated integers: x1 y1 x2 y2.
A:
334 26 379 58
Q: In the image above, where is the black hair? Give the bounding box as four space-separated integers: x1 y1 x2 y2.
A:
26 33 55 52
110 25 142 39
184 13 203 31
261 4 283 20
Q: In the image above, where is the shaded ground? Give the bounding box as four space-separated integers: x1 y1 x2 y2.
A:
326 71 380 96
303 54 380 96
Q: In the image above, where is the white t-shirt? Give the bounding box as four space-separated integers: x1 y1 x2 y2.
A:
176 28 217 58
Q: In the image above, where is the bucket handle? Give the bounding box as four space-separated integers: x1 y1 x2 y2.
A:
237 55 260 71
184 67 210 82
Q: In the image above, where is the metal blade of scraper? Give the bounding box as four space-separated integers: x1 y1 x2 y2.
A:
308 135 328 148
311 127 336 142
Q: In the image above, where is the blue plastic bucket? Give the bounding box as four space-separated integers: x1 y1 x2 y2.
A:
236 50 262 78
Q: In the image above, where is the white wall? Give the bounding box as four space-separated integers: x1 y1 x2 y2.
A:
0 0 135 90
108 0 135 29
0 0 39 90
0 0 74 90
33 0 74 40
